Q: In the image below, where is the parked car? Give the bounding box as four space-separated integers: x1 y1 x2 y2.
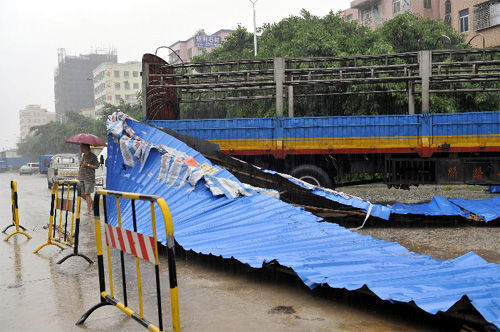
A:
47 154 79 189
19 162 39 175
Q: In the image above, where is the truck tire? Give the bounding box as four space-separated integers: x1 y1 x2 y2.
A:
290 164 333 188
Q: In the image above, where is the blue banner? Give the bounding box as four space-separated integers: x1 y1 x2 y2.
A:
194 35 221 48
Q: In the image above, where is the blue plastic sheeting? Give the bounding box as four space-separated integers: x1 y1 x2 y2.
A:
311 188 392 220
449 197 500 222
391 196 470 218
490 186 500 193
262 170 392 221
105 118 500 329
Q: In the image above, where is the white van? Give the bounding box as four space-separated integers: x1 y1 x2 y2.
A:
47 154 80 189
95 147 107 188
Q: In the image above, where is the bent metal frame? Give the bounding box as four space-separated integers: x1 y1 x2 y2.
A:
3 180 31 241
33 180 93 264
77 189 180 332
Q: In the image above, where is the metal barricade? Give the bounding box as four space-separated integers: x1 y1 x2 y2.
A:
3 180 31 241
33 180 93 264
77 189 180 332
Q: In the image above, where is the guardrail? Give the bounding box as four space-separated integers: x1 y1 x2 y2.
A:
3 180 31 241
77 189 180 332
33 180 93 264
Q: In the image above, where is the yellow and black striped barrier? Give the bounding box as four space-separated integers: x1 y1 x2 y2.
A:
33 180 93 264
76 189 180 332
3 180 31 241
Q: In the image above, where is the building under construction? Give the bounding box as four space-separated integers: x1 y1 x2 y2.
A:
54 48 117 121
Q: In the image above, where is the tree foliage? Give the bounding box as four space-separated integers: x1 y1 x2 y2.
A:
17 101 141 158
377 12 464 52
187 11 498 118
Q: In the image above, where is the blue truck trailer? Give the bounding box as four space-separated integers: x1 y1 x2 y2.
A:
148 111 500 188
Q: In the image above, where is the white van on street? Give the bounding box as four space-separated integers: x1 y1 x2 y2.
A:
47 154 79 189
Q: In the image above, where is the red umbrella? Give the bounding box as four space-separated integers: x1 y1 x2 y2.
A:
65 133 106 146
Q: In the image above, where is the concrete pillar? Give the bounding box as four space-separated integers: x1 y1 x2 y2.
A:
408 81 415 115
419 50 432 114
274 57 285 117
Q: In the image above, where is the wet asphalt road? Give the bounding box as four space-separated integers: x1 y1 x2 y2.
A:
0 172 497 331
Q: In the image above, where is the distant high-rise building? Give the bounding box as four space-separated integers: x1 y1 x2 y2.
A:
92 61 142 117
19 104 56 140
54 48 117 121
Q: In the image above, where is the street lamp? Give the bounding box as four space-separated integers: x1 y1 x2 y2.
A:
249 0 258 56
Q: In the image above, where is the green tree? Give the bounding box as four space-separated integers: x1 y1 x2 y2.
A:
17 101 141 158
377 12 464 52
185 10 496 118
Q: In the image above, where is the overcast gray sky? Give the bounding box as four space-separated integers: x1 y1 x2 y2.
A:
0 0 351 150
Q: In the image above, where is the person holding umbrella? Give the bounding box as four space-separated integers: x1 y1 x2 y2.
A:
78 143 99 215
65 133 106 216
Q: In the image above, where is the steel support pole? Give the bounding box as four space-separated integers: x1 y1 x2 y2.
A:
141 62 149 120
250 0 258 57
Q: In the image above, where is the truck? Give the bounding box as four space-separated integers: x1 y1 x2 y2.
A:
47 154 80 189
141 51 500 188
39 155 53 174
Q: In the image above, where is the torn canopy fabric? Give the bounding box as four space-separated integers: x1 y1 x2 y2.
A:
106 112 270 200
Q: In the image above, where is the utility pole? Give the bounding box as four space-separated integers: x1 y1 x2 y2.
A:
249 0 258 56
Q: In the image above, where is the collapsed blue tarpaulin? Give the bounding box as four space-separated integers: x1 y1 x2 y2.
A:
262 169 392 221
449 197 500 222
391 196 470 218
105 115 500 329
292 182 499 222
310 188 392 220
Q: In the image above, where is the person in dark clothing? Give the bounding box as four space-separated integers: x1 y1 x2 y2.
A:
78 143 99 215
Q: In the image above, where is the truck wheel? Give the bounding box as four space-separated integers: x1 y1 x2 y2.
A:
290 164 333 188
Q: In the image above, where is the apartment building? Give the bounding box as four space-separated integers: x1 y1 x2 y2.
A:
343 0 441 29
168 29 234 64
19 104 57 140
92 62 142 116
448 0 500 47
342 0 500 47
